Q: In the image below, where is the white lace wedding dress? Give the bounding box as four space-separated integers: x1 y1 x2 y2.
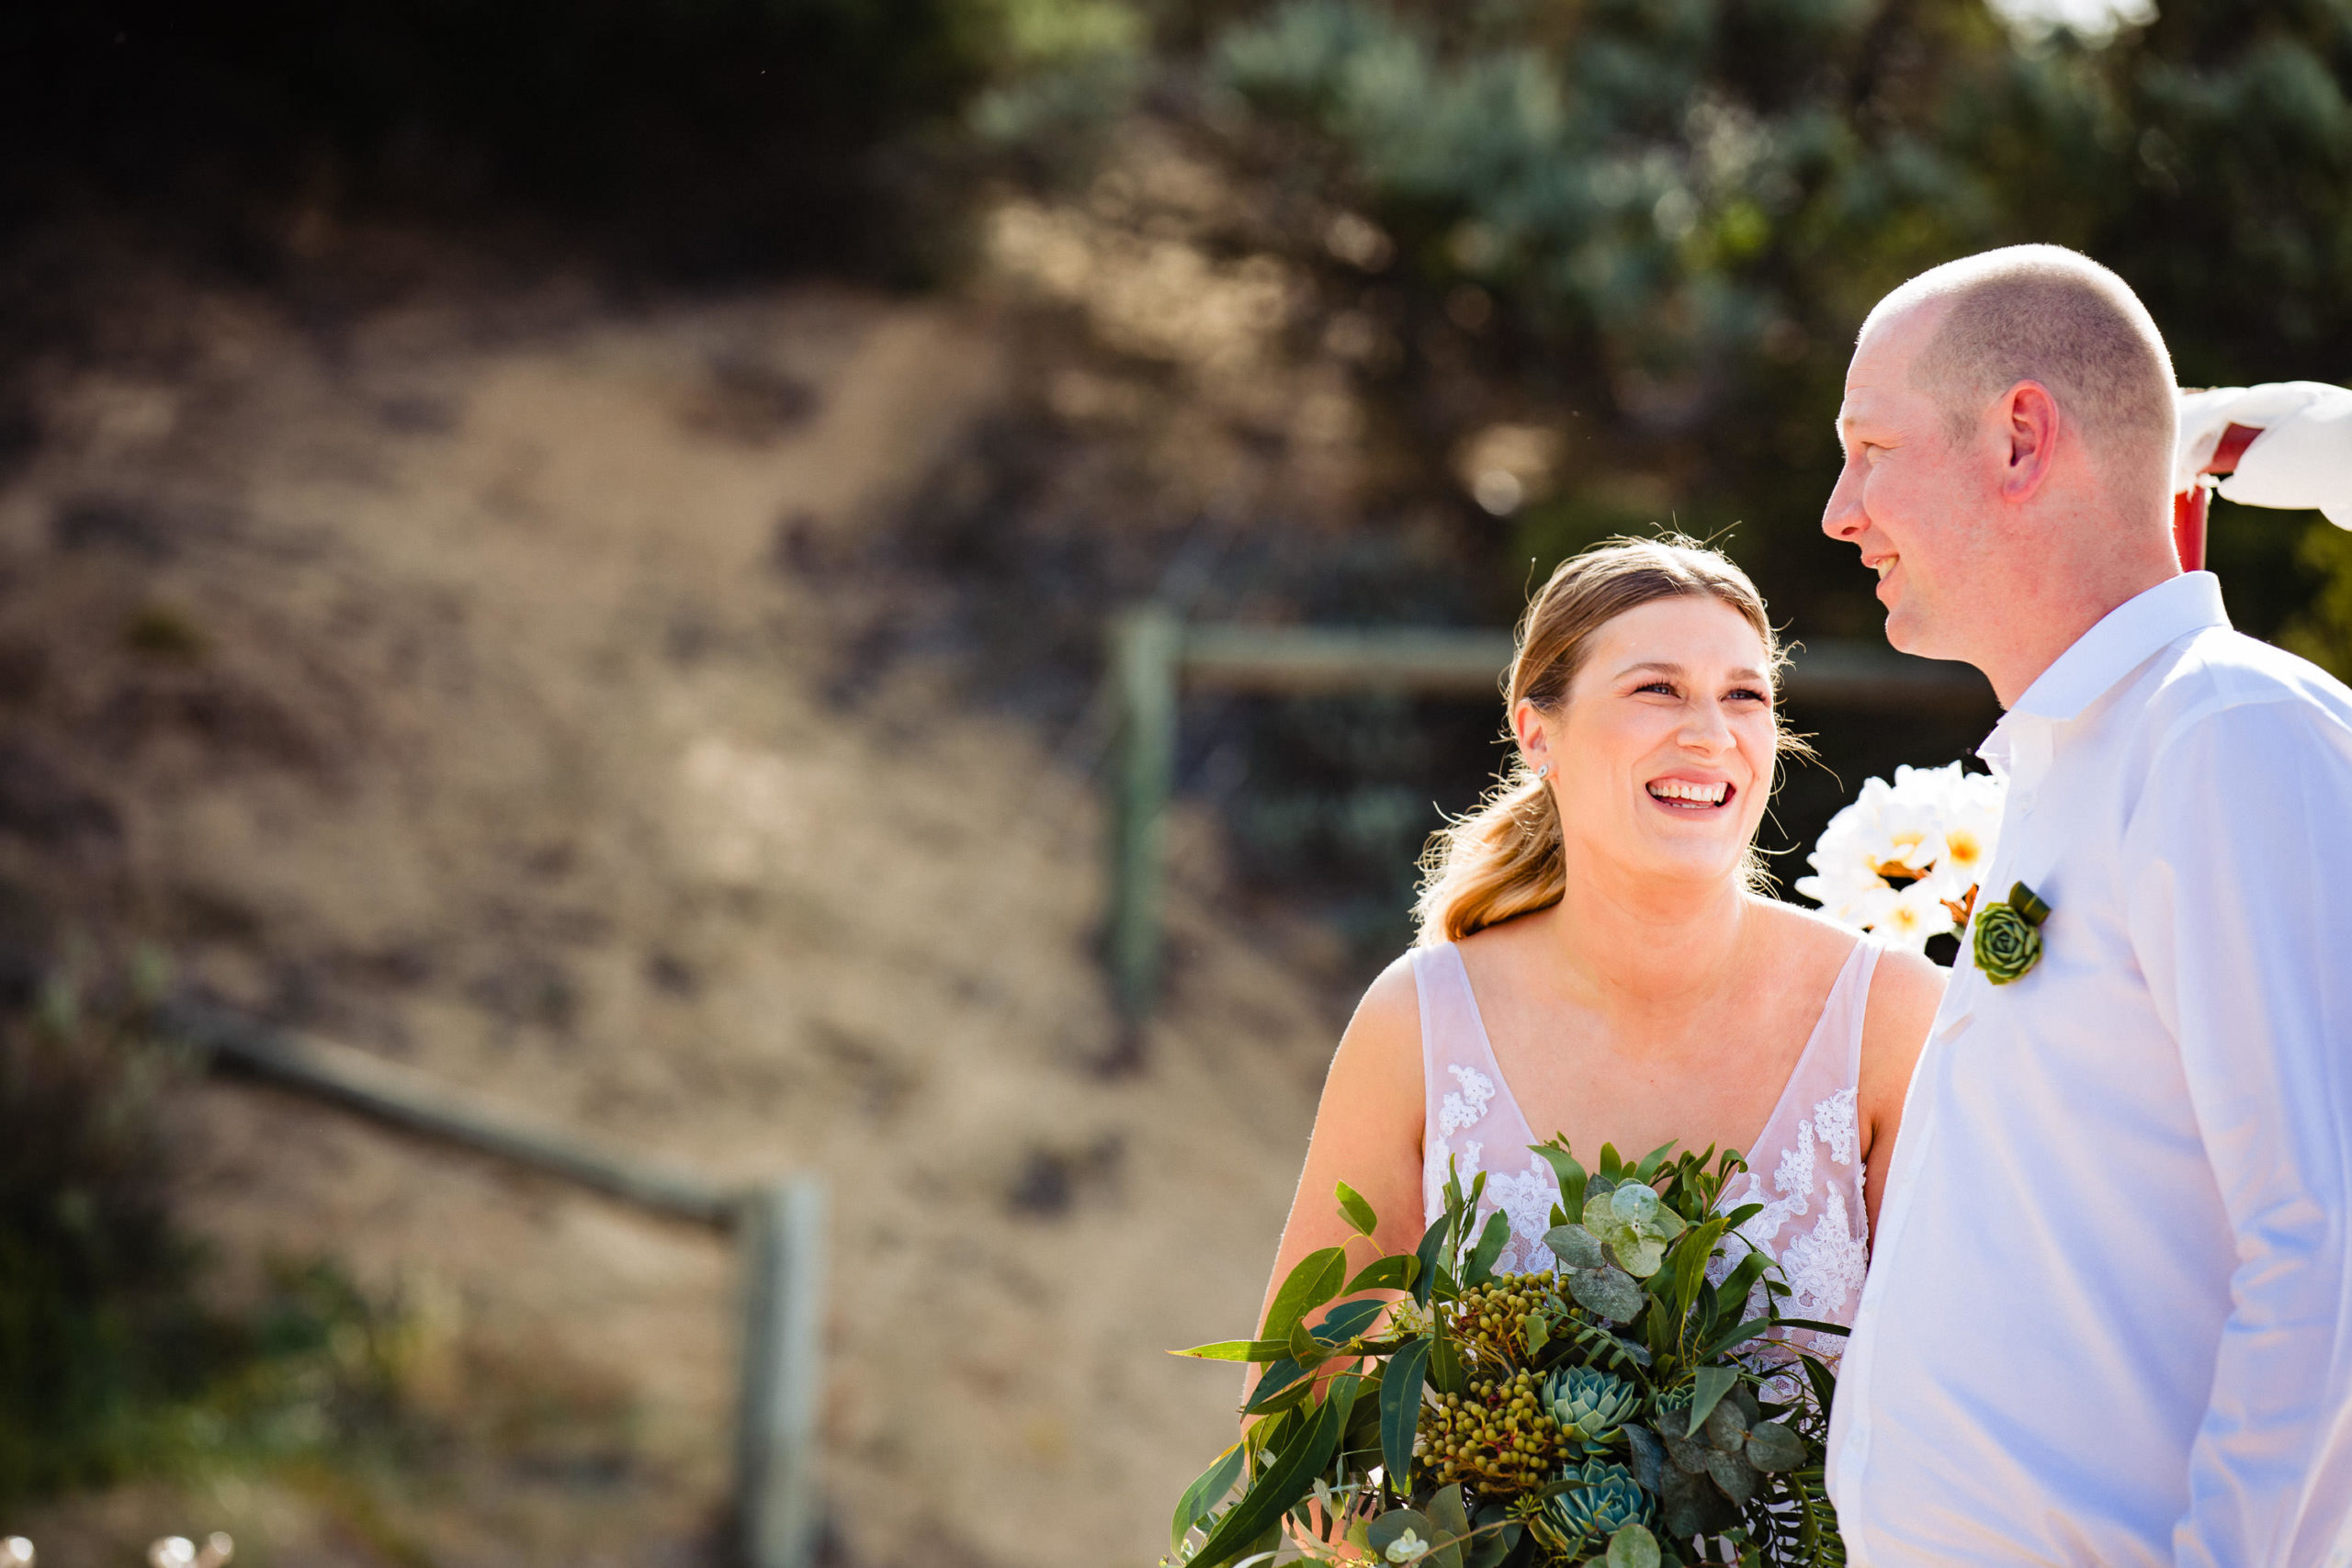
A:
1413 938 1879 1344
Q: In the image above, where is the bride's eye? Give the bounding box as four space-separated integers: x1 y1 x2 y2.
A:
1636 681 1678 696
1727 685 1770 704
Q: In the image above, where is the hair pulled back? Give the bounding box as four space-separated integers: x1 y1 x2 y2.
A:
1412 538 1789 945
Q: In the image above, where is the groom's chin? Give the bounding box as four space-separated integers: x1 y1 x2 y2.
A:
1881 599 1938 659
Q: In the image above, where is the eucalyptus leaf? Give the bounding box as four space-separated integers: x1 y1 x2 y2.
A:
1464 1209 1510 1287
1567 1265 1645 1324
1413 1215 1450 1307
1702 1394 1748 1452
1426 1483 1472 1568
1609 1182 1661 1229
1464 1517 1521 1568
1544 1224 1605 1269
1188 1395 1345 1568
1312 1297 1389 1346
1744 1420 1807 1472
1631 1140 1677 1184
1262 1247 1349 1343
1702 1445 1759 1507
1346 1254 1419 1296
1379 1337 1430 1484
1170 1442 1246 1552
1531 1141 1589 1213
1697 1316 1775 1361
1622 1423 1665 1494
1336 1179 1380 1237
1366 1510 1435 1564
1242 1356 1310 1415
1660 1424 1712 1477
1658 1458 1736 1539
1608 1235 1666 1279
1172 1338 1289 1362
1686 1365 1739 1438
1606 1523 1661 1568
1429 1329 1467 1395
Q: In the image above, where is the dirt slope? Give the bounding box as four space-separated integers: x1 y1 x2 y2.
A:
0 252 1347 1565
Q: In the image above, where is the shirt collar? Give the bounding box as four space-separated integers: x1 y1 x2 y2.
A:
2009 571 2230 721
1976 571 2229 779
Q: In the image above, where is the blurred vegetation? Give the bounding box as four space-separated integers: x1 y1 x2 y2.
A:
1186 0 2352 637
0 963 425 1510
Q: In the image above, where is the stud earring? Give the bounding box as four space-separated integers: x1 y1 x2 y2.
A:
1534 763 1550 780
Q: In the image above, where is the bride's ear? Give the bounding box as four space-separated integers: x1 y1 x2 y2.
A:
1510 697 1553 779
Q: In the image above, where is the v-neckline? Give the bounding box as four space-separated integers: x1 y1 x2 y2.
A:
1442 935 1868 1169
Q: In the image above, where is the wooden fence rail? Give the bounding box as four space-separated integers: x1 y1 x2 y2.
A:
1104 610 1995 1019
160 1000 824 1568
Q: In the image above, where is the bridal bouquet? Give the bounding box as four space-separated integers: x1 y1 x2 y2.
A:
1168 1142 1843 1568
1792 761 2003 952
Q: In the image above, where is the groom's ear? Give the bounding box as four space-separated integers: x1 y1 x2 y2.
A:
1999 380 2062 503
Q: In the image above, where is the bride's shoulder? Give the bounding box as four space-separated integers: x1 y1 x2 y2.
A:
1741 893 1866 961
1336 949 1421 1048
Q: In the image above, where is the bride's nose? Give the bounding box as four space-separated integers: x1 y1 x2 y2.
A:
1679 698 1737 752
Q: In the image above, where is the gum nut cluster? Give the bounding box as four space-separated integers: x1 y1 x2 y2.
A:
1544 1367 1641 1449
1418 1368 1566 1490
1445 1274 1555 1353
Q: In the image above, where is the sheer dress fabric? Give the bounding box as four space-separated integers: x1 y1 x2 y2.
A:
1413 937 1878 1342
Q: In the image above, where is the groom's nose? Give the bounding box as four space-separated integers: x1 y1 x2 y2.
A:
1822 455 1870 545
1815 460 1871 552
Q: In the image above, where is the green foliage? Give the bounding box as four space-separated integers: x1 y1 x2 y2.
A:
0 969 424 1506
1199 0 2352 642
1168 1146 1844 1566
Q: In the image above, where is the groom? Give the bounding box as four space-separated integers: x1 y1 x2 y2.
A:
1820 245 2352 1565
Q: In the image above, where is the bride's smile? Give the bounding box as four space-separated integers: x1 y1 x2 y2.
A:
1519 592 1779 886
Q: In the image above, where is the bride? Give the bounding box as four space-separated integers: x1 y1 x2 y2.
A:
1257 537 1941 1352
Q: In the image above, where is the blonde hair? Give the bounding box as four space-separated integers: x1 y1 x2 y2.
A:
1412 537 1792 945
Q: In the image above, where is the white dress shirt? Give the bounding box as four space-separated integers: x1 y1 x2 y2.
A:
1828 572 2352 1567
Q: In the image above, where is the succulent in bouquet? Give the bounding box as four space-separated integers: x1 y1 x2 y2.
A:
1168 1140 1845 1567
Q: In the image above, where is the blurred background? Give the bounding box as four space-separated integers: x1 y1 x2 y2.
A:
1 0 2347 1562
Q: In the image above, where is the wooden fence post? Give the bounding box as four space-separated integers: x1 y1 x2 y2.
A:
1107 604 1182 1021
736 1176 829 1568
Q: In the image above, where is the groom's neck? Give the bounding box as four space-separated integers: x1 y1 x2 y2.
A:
1974 547 2182 708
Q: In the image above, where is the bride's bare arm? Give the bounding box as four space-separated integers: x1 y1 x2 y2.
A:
1857 948 1945 1235
1244 953 1427 1409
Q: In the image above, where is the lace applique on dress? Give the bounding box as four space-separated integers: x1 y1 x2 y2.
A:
1439 1064 1496 1139
1713 1085 1870 1335
1419 940 1877 1330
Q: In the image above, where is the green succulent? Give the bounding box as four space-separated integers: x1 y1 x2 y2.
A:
1544 1366 1641 1448
1973 881 2051 985
1545 1456 1653 1545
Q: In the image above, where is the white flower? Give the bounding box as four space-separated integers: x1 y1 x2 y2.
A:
1385 1529 1430 1563
1798 760 2006 942
1871 877 1957 952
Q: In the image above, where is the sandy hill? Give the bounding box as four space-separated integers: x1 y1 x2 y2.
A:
0 214 1363 1563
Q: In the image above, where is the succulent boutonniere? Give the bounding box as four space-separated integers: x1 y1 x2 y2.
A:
1972 881 2052 984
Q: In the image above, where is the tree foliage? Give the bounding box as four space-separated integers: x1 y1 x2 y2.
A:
1197 0 2352 642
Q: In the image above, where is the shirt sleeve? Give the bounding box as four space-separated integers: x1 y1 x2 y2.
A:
2124 696 2352 1568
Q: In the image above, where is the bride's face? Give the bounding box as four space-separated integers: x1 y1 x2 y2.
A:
1518 594 1777 887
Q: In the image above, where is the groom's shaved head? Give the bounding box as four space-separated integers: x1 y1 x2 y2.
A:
1862 245 2176 501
